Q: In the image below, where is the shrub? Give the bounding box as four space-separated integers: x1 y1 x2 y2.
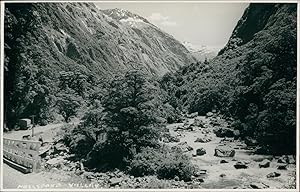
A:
128 146 197 181
59 124 95 158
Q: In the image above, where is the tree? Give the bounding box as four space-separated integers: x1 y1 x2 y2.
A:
56 88 81 122
87 69 163 168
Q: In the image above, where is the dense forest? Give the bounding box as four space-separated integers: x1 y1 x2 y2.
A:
160 3 297 154
3 2 297 183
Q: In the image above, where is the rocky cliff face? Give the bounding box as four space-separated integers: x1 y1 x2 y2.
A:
5 3 194 78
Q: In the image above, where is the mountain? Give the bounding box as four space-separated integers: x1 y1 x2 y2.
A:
5 3 194 77
182 41 219 61
160 3 297 154
4 3 195 127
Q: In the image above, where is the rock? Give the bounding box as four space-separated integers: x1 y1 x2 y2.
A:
83 172 95 179
196 148 206 156
54 143 69 153
220 159 229 164
45 155 50 160
250 182 269 189
220 137 234 143
186 125 194 131
214 128 234 138
171 142 193 152
46 156 64 166
277 164 288 170
277 157 288 164
192 118 204 128
194 137 211 143
194 170 207 176
196 178 204 183
214 145 235 157
220 173 226 178
266 172 281 178
109 178 123 186
187 112 198 118
234 161 248 169
206 112 213 117
244 137 258 146
259 159 271 168
287 155 296 164
233 130 240 138
210 120 221 126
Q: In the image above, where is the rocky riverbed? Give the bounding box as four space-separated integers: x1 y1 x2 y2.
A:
4 112 292 189
35 112 296 189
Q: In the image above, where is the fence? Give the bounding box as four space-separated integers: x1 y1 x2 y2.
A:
3 138 41 173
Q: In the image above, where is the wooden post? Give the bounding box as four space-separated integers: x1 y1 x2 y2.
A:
30 115 36 137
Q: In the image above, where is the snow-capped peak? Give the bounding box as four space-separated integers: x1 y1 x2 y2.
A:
182 41 220 61
102 8 151 26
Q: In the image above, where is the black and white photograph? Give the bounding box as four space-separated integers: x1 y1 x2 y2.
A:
0 0 298 190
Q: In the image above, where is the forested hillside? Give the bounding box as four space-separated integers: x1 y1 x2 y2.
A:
160 3 297 154
4 3 194 128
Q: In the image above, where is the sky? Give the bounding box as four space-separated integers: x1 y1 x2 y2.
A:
96 2 249 50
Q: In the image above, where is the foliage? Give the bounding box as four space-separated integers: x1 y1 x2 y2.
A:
128 146 197 181
160 4 297 154
4 5 55 127
86 69 164 168
56 88 82 122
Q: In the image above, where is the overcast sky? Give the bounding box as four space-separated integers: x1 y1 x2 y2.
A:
96 2 249 50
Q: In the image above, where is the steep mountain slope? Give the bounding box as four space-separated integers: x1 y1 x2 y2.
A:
160 3 297 154
4 3 195 127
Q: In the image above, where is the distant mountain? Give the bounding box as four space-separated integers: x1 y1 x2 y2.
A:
182 41 219 62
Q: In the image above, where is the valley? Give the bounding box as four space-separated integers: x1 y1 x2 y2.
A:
2 2 297 190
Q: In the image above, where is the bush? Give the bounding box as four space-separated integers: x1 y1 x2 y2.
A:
59 124 95 158
128 146 197 181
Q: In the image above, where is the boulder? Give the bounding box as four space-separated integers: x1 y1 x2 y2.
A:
220 137 234 143
266 172 281 178
194 137 211 143
194 170 207 176
206 112 213 117
277 164 288 170
54 143 69 153
214 128 234 138
214 145 235 157
233 130 240 138
287 155 296 164
162 138 170 143
171 142 193 153
192 118 205 128
196 148 206 156
109 178 123 186
220 173 226 178
46 156 64 166
187 112 198 118
277 156 288 164
220 159 229 164
234 161 248 169
210 119 221 126
244 137 258 146
250 182 269 189
259 159 271 168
